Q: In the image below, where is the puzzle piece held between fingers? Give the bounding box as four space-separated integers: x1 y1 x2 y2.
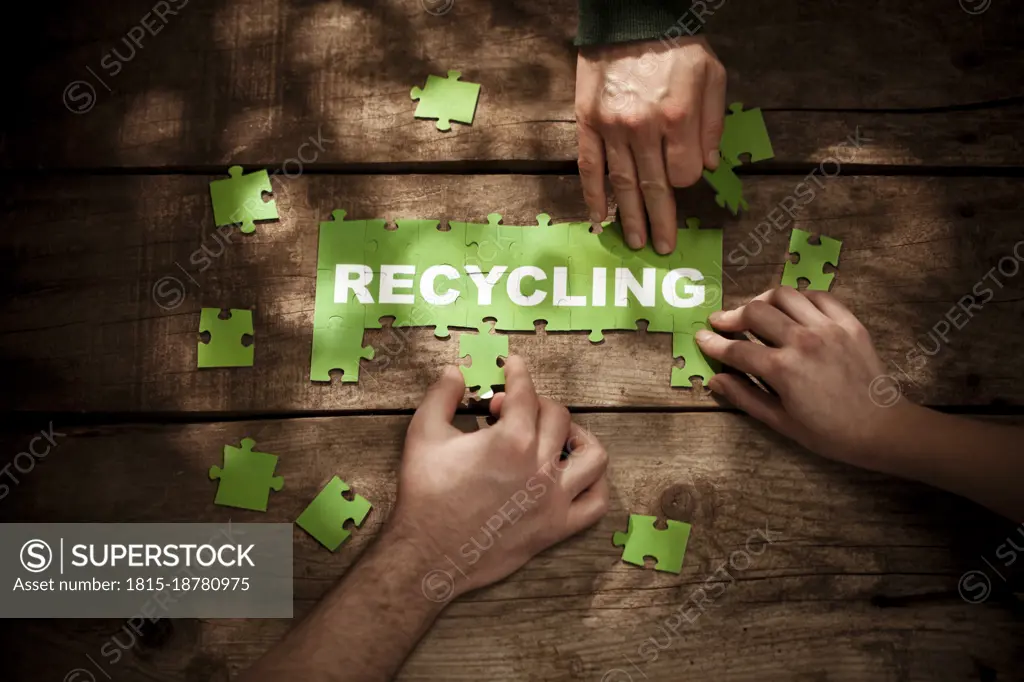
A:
209 438 284 512
781 228 843 291
310 317 375 382
702 158 748 215
296 477 373 551
613 514 692 574
671 321 718 386
459 321 509 399
410 70 481 131
209 166 278 233
720 102 774 167
198 308 254 368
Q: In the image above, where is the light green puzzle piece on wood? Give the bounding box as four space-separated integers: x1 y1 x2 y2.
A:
209 166 278 234
781 228 842 291
702 158 748 215
459 322 509 399
310 317 375 382
612 514 692 574
720 102 774 167
296 477 372 551
209 438 284 512
410 70 481 132
198 308 254 368
671 321 718 386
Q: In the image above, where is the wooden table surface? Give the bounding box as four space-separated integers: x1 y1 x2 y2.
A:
2 0 1023 680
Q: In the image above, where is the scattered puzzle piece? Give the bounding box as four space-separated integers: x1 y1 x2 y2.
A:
459 321 509 399
702 158 748 215
209 438 284 512
671 321 718 386
612 514 691 574
198 308 254 368
781 228 842 291
296 476 372 551
720 102 774 167
209 166 278 234
310 316 375 382
410 70 481 132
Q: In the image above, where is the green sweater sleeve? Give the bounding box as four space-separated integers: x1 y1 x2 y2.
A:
575 0 706 46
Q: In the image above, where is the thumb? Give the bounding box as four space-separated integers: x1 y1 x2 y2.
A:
409 365 465 440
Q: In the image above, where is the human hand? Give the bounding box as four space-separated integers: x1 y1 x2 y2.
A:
695 288 914 470
575 36 726 254
389 358 610 599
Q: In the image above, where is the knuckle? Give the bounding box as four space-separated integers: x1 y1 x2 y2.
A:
508 429 534 453
638 178 671 197
577 155 603 176
703 116 725 143
792 327 824 352
661 102 690 126
608 170 639 192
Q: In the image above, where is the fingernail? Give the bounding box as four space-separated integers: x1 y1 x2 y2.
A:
706 376 721 393
708 310 724 324
654 239 671 254
707 149 720 168
695 329 713 344
626 232 644 249
590 211 603 224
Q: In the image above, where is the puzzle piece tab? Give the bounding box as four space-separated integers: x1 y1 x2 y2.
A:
702 158 748 215
459 321 509 399
781 228 842 291
317 209 386 270
296 476 372 551
410 70 481 132
209 438 284 512
209 166 278 234
612 514 691 574
310 317 375 382
720 102 774 167
671 321 718 386
198 308 254 368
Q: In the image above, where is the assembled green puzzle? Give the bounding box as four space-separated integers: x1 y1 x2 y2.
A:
296 477 373 551
209 166 279 234
613 514 692 574
459 321 509 399
198 308 254 368
781 228 843 291
411 70 481 132
209 438 284 512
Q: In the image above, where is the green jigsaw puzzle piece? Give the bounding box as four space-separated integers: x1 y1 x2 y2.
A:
459 322 509 399
209 166 278 234
612 514 691 574
410 70 481 132
720 102 774 167
310 317 375 382
671 321 718 386
198 308 254 368
296 476 372 551
317 209 385 269
209 438 284 512
702 158 748 215
781 228 842 291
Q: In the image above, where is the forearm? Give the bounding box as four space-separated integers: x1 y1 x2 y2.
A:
240 527 444 682
575 0 709 46
876 403 1023 522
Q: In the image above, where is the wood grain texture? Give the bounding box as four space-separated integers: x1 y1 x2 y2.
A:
1 414 1020 681
2 174 1023 413
2 0 1023 168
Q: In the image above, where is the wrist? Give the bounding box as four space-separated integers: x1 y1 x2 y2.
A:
855 399 934 479
376 515 464 607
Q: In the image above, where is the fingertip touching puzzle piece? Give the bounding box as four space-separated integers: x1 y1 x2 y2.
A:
671 321 718 387
411 70 481 132
781 228 842 291
209 438 284 512
209 166 278 234
198 308 254 368
613 514 692 574
459 321 509 399
296 476 373 551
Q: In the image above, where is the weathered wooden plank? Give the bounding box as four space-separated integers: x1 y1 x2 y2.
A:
3 0 1023 168
2 174 1023 412
1 414 1020 681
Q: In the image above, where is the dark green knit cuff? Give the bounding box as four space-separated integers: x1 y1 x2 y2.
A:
575 0 705 46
